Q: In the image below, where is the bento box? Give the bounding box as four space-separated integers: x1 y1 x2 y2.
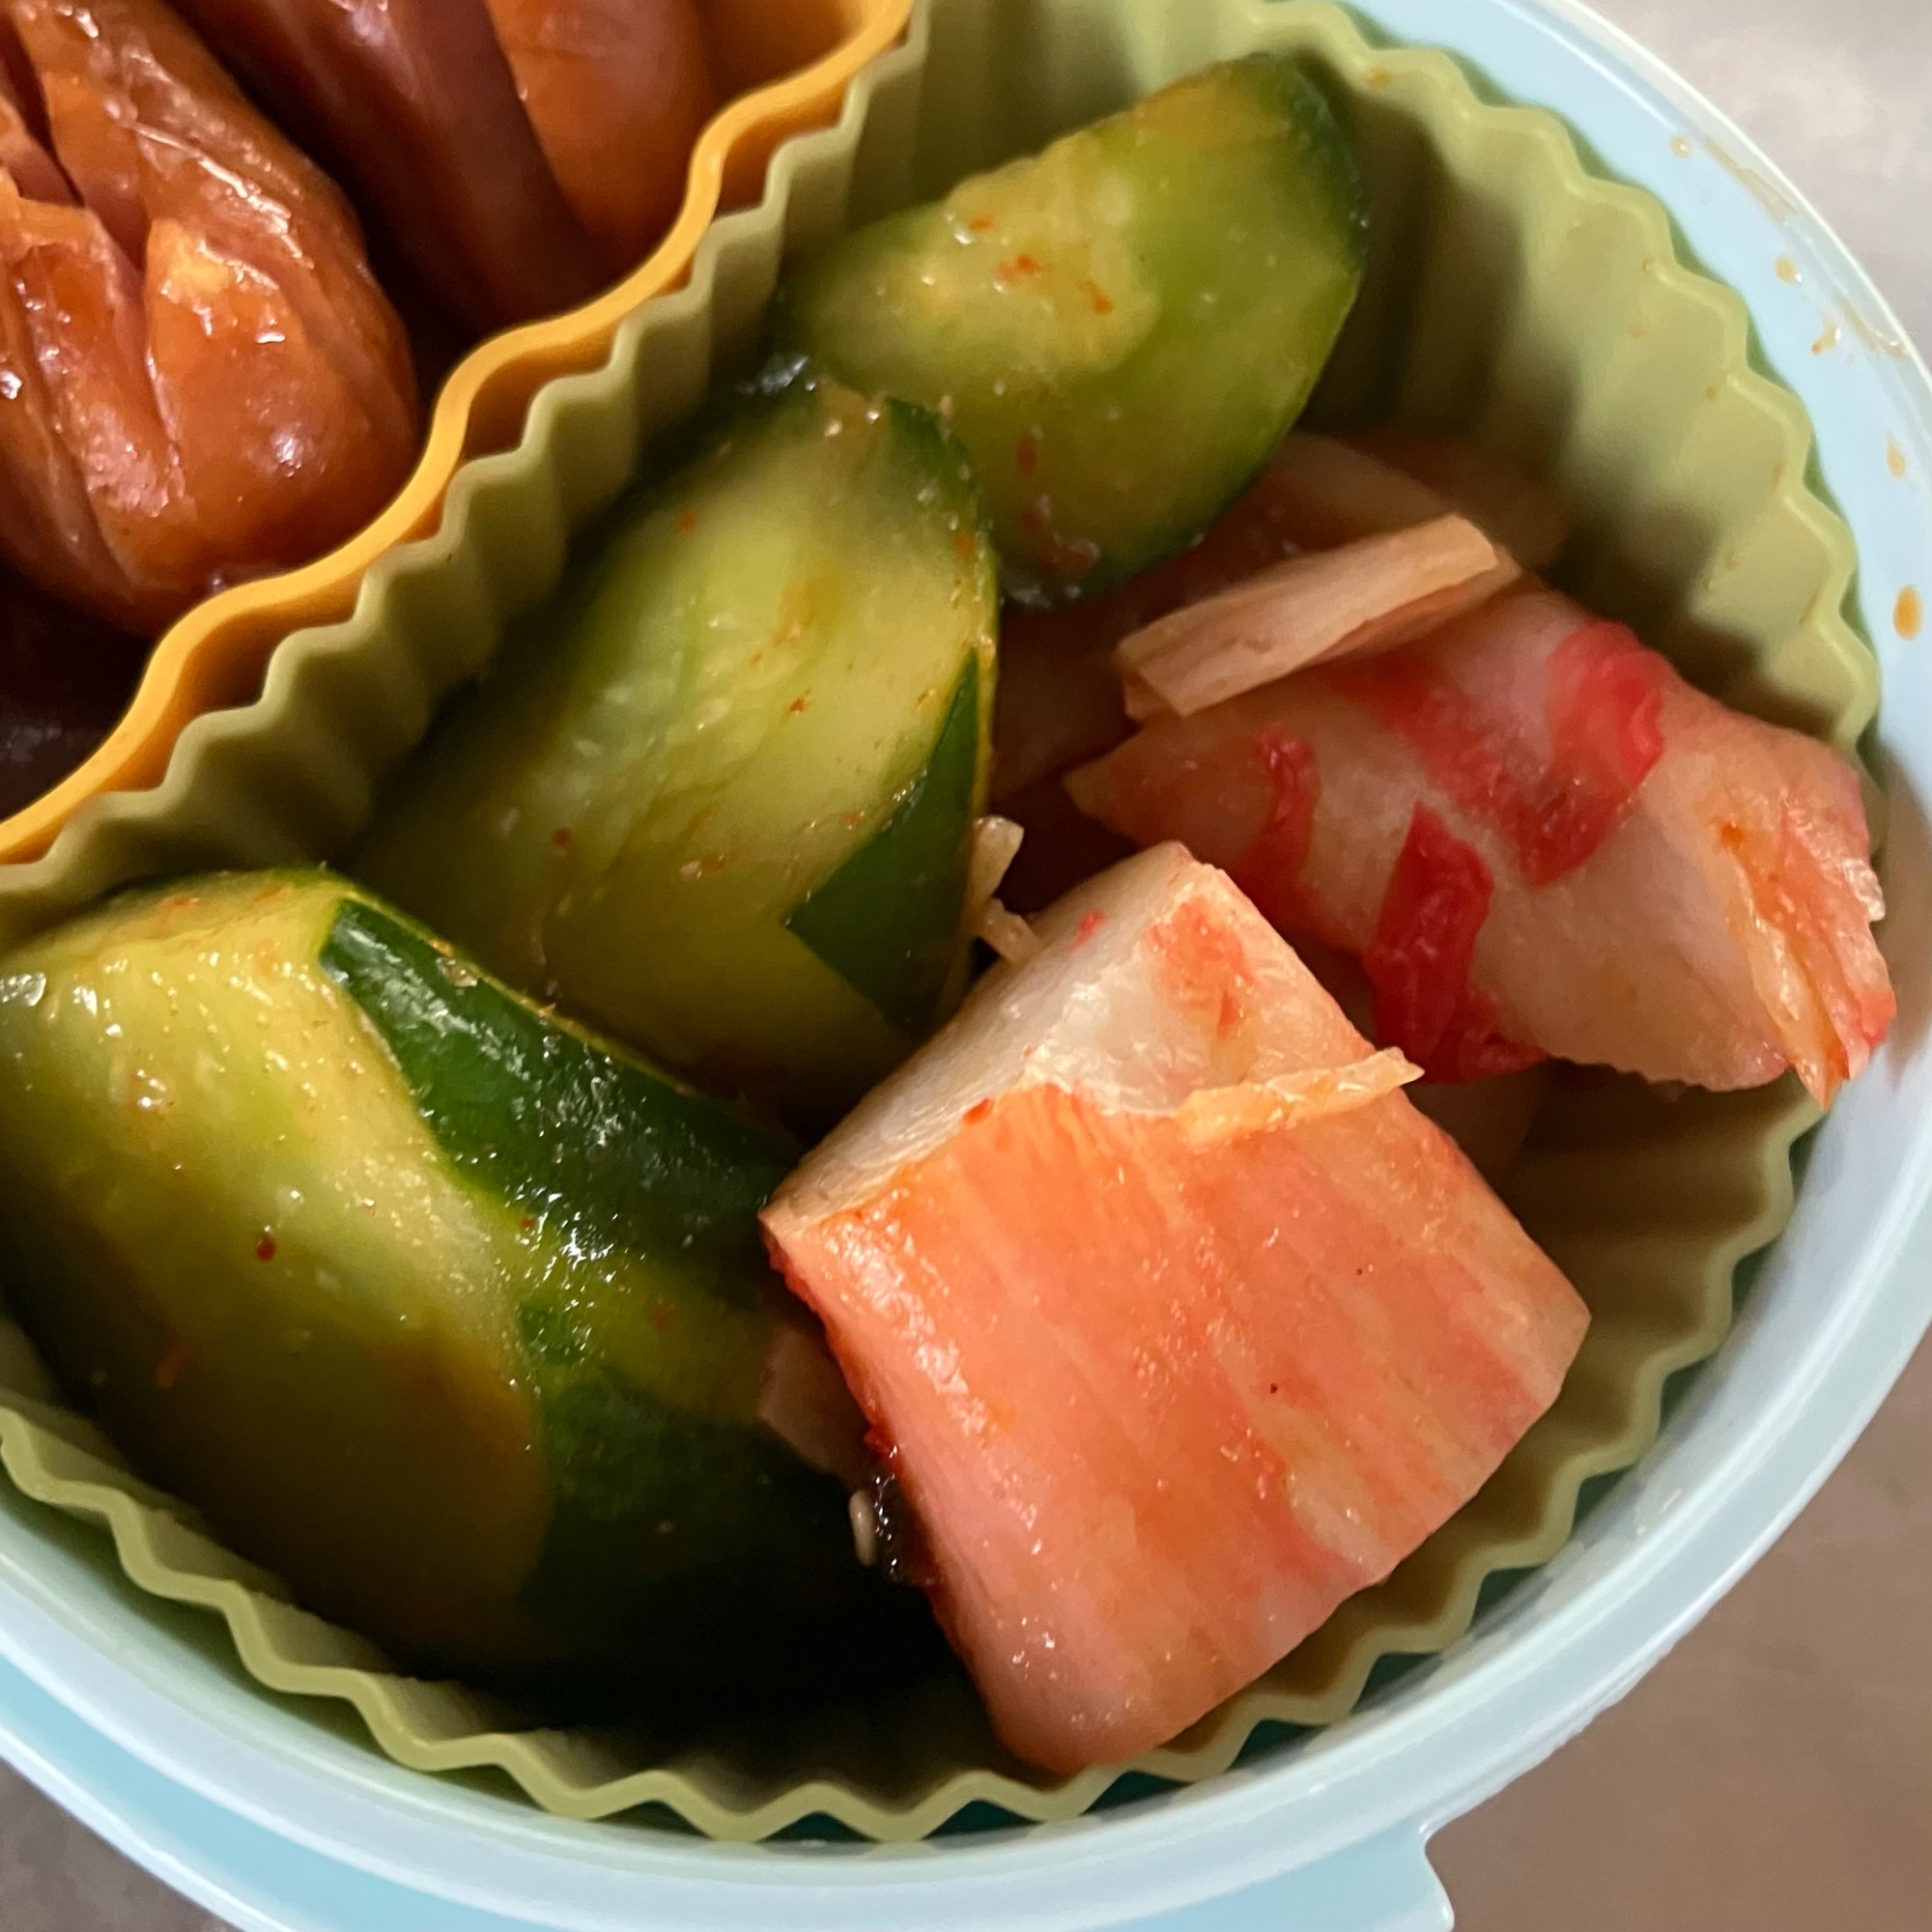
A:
0 0 1926 1925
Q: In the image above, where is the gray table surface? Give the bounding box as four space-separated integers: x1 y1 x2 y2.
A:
2 3 1927 1928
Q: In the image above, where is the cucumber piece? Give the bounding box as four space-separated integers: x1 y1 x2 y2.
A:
356 364 998 1128
0 873 914 1699
782 653 981 1034
774 56 1367 605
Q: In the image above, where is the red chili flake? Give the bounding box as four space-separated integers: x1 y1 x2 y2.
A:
520 1216 536 1234
787 696 810 715
649 1303 673 1332
1081 278 1115 316
676 507 698 535
955 527 977 562
1073 909 1108 948
551 826 573 850
154 1343 191 1391
1014 431 1039 476
255 1234 277 1263
1361 807 1542 1081
966 213 994 232
962 1097 994 1126
996 253 1042 281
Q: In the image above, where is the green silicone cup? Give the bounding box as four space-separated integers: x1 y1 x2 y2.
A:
0 0 1877 1843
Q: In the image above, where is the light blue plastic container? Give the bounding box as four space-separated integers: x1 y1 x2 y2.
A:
0 1 1927 1926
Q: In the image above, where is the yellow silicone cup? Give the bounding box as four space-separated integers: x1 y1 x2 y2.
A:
0 0 913 867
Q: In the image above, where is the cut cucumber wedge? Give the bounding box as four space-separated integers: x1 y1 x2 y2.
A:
357 364 998 1127
775 55 1368 605
0 873 923 1701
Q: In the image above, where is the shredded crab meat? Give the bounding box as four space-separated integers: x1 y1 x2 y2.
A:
1118 515 1517 721
1172 1045 1421 1144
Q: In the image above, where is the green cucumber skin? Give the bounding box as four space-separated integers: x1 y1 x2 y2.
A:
0 873 891 1695
356 366 999 1128
783 653 981 1036
321 898 789 1275
774 55 1368 606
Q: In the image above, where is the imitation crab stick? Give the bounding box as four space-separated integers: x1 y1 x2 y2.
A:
763 845 1587 1772
1070 588 1893 1101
